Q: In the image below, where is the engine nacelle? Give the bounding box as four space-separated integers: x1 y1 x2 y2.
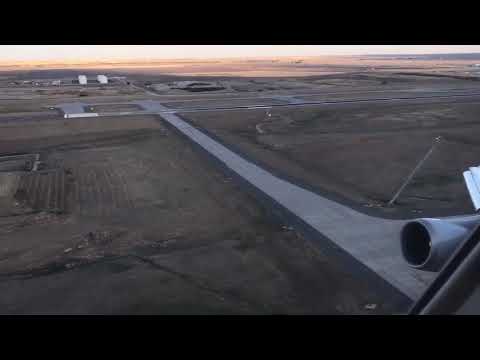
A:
400 215 480 272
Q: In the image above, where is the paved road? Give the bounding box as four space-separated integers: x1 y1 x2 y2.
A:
129 82 480 100
166 92 480 112
157 87 480 105
132 100 434 300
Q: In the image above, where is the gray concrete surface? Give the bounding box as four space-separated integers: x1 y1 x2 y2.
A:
56 102 87 116
138 92 480 115
133 100 435 300
133 100 171 112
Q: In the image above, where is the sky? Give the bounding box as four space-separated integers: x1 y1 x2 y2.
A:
1 45 480 62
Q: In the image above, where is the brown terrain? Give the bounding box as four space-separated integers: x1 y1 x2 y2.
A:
0 114 405 314
182 96 480 218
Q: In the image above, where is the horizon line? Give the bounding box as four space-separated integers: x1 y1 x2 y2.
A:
1 52 480 67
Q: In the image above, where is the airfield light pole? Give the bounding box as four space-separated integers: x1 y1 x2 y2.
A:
387 136 442 207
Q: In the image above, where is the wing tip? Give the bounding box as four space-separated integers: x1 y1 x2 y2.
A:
464 169 480 211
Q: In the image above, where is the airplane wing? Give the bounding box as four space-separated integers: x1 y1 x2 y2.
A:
463 166 480 211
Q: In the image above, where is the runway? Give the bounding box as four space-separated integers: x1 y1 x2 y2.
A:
166 91 480 113
48 90 480 118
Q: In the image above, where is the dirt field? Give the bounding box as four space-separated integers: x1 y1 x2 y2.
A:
0 113 404 314
181 99 480 218
0 115 161 141
0 102 52 114
0 86 143 99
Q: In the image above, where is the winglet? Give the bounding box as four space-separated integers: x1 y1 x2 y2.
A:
463 167 480 211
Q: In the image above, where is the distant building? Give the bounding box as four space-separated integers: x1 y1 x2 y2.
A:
97 75 108 84
78 75 87 85
52 80 61 86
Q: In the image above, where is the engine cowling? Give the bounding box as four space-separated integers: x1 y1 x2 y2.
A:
400 215 480 271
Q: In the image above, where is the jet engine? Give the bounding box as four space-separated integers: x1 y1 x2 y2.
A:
401 215 480 272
